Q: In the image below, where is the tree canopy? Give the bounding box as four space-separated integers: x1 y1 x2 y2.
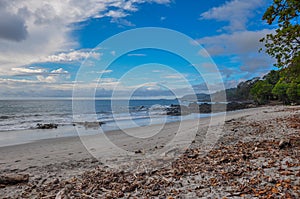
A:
260 0 300 67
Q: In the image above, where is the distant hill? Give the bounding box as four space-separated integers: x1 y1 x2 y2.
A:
181 88 239 102
180 93 210 102
182 63 300 105
181 77 260 102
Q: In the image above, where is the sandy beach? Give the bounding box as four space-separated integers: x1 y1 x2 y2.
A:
0 105 299 198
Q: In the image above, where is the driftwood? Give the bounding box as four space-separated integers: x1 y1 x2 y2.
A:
0 174 29 185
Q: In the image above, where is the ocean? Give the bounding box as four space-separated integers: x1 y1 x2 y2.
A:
0 99 206 132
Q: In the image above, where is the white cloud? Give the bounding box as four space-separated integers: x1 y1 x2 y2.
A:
96 70 113 74
40 50 101 63
110 18 135 27
11 67 47 75
105 10 128 18
0 67 73 97
9 66 71 83
127 53 147 57
200 0 266 32
152 70 163 73
0 0 170 76
198 29 274 56
151 0 171 4
50 68 69 74
36 68 70 83
164 74 186 79
197 29 275 72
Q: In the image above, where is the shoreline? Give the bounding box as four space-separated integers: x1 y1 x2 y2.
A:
1 105 299 198
0 108 242 148
0 99 254 133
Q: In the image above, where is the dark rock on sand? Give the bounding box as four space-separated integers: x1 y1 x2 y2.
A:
165 104 190 116
279 139 292 149
190 101 257 114
36 123 58 129
198 103 212 113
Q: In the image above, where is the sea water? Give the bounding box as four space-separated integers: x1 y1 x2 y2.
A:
0 99 201 132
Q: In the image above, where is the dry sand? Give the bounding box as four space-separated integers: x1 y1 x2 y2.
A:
0 105 299 198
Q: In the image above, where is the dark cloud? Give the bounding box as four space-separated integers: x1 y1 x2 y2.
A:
0 10 28 42
0 1 8 8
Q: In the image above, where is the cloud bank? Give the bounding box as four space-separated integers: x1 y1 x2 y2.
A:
199 0 274 76
0 0 170 76
200 0 266 32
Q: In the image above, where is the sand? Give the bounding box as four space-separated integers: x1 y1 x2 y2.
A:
0 105 299 198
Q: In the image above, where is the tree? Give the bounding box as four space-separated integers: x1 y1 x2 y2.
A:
286 82 300 102
260 0 300 67
272 80 290 103
263 70 280 85
236 77 260 100
281 58 300 82
250 80 273 104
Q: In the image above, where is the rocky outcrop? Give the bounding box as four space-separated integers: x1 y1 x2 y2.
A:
165 102 256 116
165 104 190 116
190 101 257 114
36 123 58 129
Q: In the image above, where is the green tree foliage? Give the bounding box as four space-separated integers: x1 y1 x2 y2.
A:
236 77 260 100
286 82 300 102
263 70 280 85
250 80 273 104
281 58 300 82
260 0 300 67
272 80 290 103
256 1 300 104
278 59 300 103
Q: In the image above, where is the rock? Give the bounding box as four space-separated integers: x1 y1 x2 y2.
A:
196 101 256 113
52 178 59 184
0 174 29 185
36 123 58 129
135 150 142 154
198 103 211 113
226 102 246 111
267 177 276 184
187 153 198 159
165 104 190 116
151 190 160 196
279 139 291 149
137 105 146 111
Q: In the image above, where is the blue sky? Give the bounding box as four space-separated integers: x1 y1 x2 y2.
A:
0 0 275 98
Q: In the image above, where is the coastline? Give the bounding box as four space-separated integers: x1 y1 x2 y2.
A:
1 105 299 198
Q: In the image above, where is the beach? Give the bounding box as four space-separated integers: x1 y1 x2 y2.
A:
0 105 300 198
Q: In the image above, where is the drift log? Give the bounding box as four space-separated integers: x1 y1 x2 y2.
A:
0 174 29 185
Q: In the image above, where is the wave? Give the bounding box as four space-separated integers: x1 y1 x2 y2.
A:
0 104 176 132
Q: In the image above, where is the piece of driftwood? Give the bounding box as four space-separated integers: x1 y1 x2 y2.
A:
0 174 29 185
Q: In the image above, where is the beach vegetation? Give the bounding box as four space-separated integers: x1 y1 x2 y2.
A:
250 80 273 104
251 0 300 104
260 0 300 68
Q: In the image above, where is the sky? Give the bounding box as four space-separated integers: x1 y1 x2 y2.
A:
0 0 276 99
